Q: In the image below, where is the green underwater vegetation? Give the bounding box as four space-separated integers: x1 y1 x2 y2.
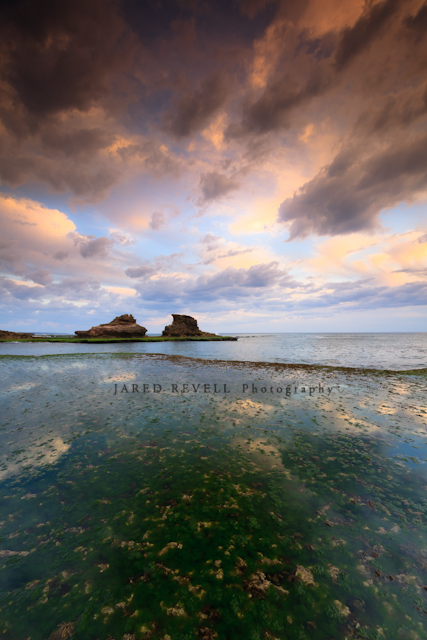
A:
0 353 426 639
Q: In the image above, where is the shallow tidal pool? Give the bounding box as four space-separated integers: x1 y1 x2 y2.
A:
0 353 427 640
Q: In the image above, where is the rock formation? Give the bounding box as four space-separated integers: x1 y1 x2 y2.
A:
0 330 34 340
162 314 216 337
75 314 147 338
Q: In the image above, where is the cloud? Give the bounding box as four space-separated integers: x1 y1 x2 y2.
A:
295 279 427 311
278 133 427 239
109 230 136 246
0 194 76 275
69 233 114 259
125 252 185 279
0 0 149 200
227 62 335 137
199 171 241 202
53 251 69 260
353 82 427 136
40 126 115 157
217 247 254 259
225 0 414 138
0 0 136 133
24 269 53 285
125 264 157 279
403 1 427 35
199 233 221 252
191 261 297 299
237 0 277 19
164 72 229 138
334 0 400 72
149 212 166 230
116 139 183 178
200 233 221 245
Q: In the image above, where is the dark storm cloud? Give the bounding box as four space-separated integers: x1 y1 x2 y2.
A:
164 72 229 138
40 128 115 157
199 171 241 202
354 82 427 136
278 133 427 239
0 0 136 197
226 63 335 137
0 0 136 133
0 136 121 200
357 134 427 189
404 1 427 34
237 0 277 19
334 0 401 72
226 0 410 139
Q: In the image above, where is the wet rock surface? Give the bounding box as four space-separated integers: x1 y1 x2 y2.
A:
75 314 147 338
162 314 216 337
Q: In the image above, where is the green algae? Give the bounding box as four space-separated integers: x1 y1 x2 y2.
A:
0 354 427 639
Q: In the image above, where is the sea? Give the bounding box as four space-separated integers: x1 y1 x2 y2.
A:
1 331 427 369
1 333 426 639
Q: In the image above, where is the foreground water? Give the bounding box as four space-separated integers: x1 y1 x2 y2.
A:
0 352 427 639
1 332 427 370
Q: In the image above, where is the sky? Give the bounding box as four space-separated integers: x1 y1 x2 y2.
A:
0 0 426 334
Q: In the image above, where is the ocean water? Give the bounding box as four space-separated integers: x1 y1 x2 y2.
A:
1 332 427 370
1 338 427 639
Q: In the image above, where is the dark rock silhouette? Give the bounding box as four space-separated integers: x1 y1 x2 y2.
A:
162 314 216 337
75 314 147 338
0 329 34 339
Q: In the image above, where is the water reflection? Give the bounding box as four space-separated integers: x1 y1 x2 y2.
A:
0 353 426 639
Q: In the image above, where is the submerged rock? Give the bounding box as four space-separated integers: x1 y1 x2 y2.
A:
162 314 216 337
75 314 147 338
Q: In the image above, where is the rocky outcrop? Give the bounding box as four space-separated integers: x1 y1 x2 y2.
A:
0 330 34 340
75 314 147 338
162 314 216 337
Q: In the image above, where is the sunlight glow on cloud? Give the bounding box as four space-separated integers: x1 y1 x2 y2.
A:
0 0 426 331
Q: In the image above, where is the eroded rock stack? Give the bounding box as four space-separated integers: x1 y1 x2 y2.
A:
75 314 147 338
0 330 34 340
162 314 216 337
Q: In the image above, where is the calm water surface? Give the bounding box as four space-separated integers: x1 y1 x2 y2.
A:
1 332 427 369
1 340 426 638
